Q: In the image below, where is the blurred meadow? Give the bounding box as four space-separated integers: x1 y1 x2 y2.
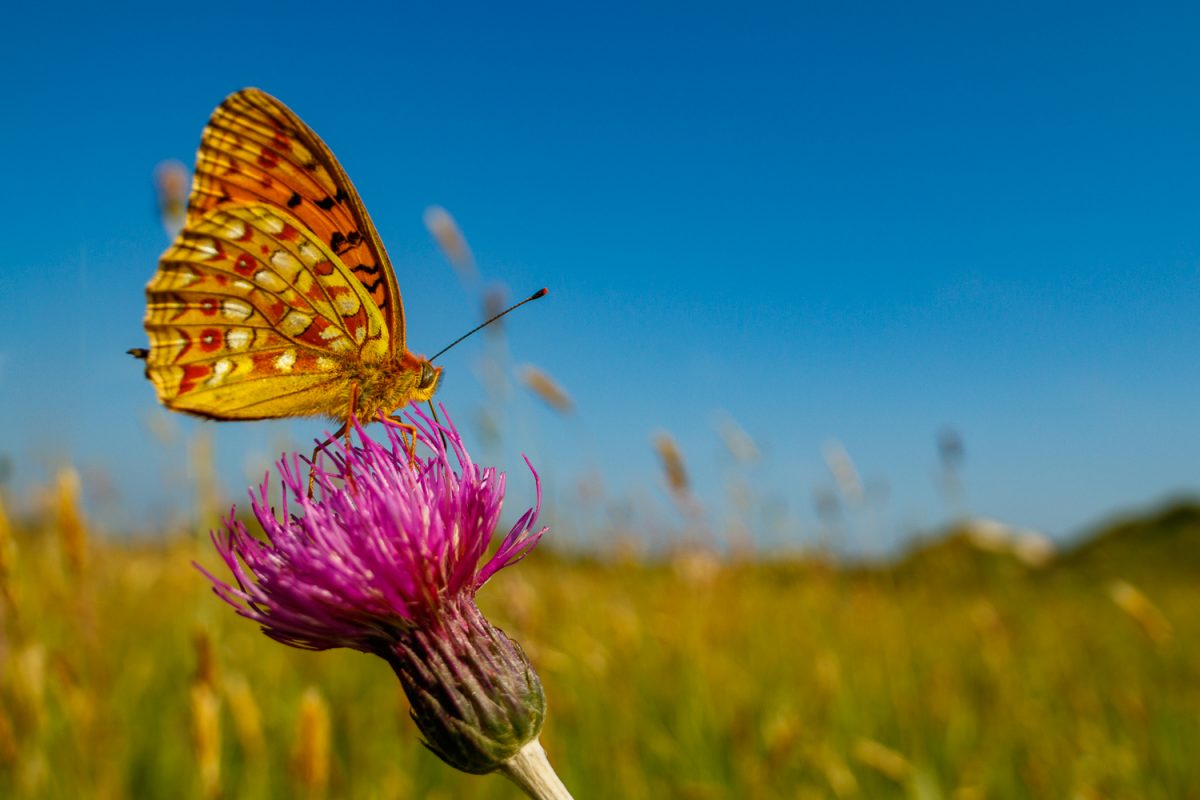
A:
1 464 1198 799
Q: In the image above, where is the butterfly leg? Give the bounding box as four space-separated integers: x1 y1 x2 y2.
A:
340 383 362 493
306 383 362 496
307 422 348 497
382 415 420 467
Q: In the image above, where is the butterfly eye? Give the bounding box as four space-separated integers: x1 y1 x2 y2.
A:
419 362 438 390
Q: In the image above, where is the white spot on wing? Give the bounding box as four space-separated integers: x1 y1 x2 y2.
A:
255 211 285 234
315 357 335 371
274 350 297 372
209 359 233 385
254 269 285 292
225 328 251 350
219 217 246 240
222 299 253 321
270 249 301 276
295 239 321 266
335 293 359 316
280 310 312 335
194 238 219 258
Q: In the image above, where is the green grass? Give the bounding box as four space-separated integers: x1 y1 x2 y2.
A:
0 502 1197 799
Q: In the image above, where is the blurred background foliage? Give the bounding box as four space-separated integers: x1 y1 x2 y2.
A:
0 475 1196 799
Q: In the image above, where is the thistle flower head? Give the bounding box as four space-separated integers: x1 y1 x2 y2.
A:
201 409 555 776
204 409 545 652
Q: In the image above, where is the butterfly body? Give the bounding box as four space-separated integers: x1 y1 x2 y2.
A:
137 89 441 425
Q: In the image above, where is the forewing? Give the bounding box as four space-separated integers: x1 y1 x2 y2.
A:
187 88 405 352
143 203 389 420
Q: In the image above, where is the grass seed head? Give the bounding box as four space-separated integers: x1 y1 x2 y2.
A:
652 431 689 496
853 738 912 782
1109 580 1173 645
223 674 265 759
53 468 87 577
293 687 331 797
519 364 574 413
189 683 221 800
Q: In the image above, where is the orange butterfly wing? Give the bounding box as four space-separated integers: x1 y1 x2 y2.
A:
188 88 405 349
139 89 441 423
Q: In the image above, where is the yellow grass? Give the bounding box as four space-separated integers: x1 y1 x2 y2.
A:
0 490 1197 798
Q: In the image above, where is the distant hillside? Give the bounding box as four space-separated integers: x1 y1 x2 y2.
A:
890 525 1038 585
890 500 1200 583
1055 500 1200 576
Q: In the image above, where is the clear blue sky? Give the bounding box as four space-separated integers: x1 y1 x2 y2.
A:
2 2 1198 550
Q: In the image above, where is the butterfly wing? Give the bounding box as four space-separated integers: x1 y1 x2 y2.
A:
186 88 405 352
142 203 391 420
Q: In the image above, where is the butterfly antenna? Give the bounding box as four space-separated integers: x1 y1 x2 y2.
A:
430 288 548 362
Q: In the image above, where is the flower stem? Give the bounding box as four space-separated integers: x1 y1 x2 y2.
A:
500 739 573 800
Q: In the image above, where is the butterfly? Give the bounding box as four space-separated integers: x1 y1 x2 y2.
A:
132 88 442 439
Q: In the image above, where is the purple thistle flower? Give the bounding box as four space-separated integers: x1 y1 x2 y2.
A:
200 410 571 795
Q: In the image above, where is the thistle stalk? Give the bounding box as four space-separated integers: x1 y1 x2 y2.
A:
501 739 574 800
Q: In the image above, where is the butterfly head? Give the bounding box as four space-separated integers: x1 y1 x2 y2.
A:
395 351 442 406
414 358 443 402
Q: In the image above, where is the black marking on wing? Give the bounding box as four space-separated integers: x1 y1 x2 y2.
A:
356 276 384 294
329 229 362 254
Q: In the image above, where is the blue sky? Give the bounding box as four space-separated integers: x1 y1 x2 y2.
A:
1 2 1198 550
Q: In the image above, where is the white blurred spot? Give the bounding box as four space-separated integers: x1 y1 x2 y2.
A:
822 440 864 507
